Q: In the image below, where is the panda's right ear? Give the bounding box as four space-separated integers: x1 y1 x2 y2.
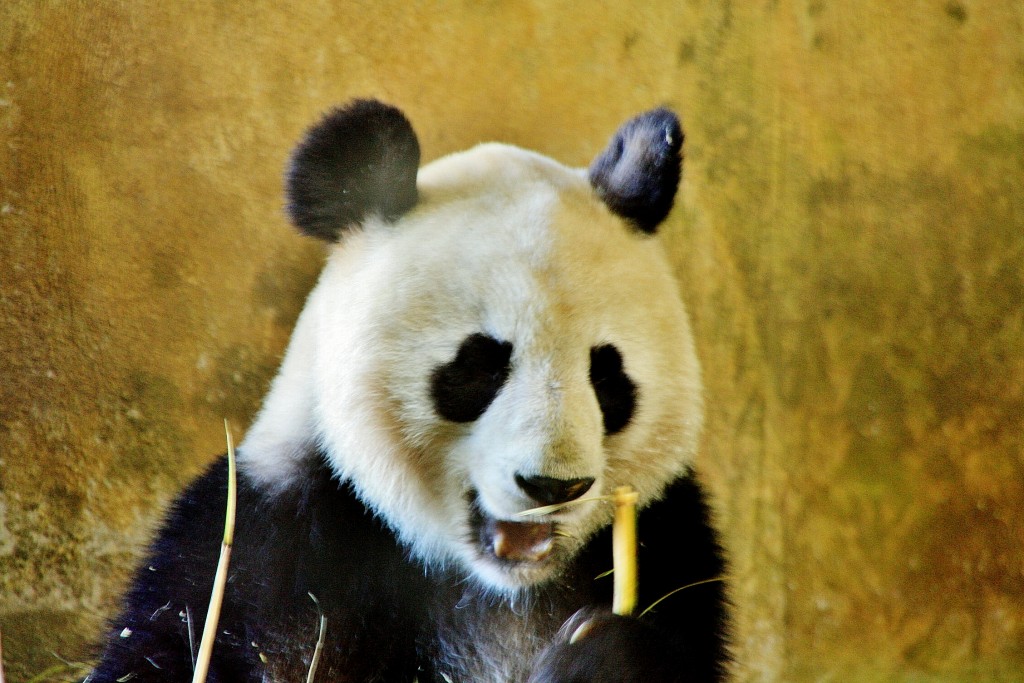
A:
286 99 421 242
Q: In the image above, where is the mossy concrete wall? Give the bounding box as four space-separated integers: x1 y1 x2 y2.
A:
2 2 1022 681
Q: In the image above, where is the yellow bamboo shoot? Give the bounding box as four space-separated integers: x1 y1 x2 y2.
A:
612 486 639 616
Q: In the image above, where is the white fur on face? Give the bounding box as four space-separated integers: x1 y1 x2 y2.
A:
240 143 703 591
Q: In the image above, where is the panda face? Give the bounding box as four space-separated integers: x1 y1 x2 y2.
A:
241 104 703 592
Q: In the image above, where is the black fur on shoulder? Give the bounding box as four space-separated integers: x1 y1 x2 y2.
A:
90 454 430 683
286 99 421 241
589 108 683 234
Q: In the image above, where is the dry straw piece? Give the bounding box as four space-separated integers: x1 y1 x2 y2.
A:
306 593 327 683
192 421 237 683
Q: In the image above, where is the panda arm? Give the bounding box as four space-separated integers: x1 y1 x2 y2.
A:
91 454 430 683
532 473 730 683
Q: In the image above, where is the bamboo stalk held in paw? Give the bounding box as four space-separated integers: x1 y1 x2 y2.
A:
612 485 639 616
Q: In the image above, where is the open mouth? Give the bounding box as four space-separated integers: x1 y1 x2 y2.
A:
469 494 557 564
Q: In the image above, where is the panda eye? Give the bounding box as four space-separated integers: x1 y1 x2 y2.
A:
430 334 513 422
589 344 637 435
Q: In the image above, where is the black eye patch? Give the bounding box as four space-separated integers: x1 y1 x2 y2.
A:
589 344 637 435
430 334 513 423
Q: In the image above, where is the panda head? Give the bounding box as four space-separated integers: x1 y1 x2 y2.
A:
241 100 703 593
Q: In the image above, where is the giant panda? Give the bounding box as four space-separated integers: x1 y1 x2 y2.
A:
91 100 729 683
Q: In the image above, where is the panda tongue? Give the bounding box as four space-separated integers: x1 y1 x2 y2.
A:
490 519 555 562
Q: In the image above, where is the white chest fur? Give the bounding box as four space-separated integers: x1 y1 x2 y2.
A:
428 589 575 683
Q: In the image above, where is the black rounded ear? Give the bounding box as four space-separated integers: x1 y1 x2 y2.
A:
588 108 683 234
286 99 420 242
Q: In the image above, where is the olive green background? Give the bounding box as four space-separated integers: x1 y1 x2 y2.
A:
2 2 1022 681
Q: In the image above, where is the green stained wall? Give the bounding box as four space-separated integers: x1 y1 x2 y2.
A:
2 2 1022 681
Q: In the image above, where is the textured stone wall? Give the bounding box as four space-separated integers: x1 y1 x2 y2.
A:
2 2 1022 681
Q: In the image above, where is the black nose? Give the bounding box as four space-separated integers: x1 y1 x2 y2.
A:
515 474 595 506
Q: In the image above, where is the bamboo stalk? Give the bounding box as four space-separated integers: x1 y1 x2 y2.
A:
192 421 237 683
611 486 639 616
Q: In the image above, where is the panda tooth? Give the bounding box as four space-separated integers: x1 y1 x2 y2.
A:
526 536 555 562
492 531 512 559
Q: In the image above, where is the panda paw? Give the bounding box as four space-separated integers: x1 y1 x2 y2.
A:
528 608 681 683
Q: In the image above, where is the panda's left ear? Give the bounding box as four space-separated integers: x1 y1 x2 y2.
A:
588 108 683 234
286 99 421 242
